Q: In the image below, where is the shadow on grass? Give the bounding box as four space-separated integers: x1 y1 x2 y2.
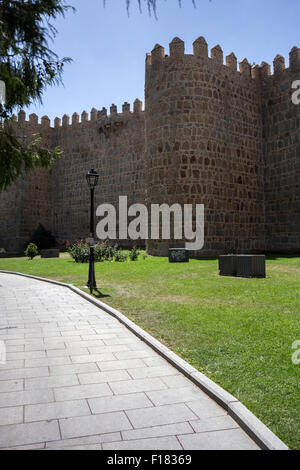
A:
91 288 111 299
265 253 300 260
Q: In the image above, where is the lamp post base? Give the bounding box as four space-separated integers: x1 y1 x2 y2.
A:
87 247 97 294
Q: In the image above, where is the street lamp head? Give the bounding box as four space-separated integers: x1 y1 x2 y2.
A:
86 168 99 189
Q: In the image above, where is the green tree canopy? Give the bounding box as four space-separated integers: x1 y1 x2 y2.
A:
0 0 74 191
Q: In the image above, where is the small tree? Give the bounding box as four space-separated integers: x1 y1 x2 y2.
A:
25 242 39 260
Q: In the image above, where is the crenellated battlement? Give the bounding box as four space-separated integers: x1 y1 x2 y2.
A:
146 36 300 80
12 99 144 130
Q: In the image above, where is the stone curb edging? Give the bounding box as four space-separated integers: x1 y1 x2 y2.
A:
0 270 289 451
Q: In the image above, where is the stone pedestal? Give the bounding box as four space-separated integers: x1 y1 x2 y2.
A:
169 248 189 263
40 249 60 259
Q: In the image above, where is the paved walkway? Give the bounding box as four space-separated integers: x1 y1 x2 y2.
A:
0 273 259 450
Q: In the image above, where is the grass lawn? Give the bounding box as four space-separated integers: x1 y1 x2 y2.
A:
0 253 299 449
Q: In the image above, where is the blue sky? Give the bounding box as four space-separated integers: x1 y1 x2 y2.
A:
25 0 300 123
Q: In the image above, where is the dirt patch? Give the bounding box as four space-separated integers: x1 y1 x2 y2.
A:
268 265 300 275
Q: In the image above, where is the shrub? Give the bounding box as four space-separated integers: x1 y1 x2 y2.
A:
0 248 6 254
93 242 105 262
114 250 128 262
68 241 143 264
25 243 39 260
68 240 89 263
68 240 119 263
105 243 118 261
94 241 116 262
129 246 140 261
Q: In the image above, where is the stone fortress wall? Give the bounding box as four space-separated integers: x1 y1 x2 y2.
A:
0 36 299 256
0 100 145 251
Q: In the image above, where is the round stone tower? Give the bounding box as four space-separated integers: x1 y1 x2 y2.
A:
145 37 265 257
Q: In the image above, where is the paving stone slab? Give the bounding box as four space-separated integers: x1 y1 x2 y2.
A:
49 363 99 376
88 345 131 354
54 383 112 401
78 370 131 385
126 403 198 428
0 420 60 448
0 366 49 381
88 392 153 414
109 377 168 395
127 365 179 380
97 359 146 371
178 429 260 450
25 374 80 390
1 443 45 450
46 347 89 357
0 379 24 392
53 443 103 450
114 350 157 360
122 422 194 441
0 406 23 426
103 436 182 450
71 353 116 364
186 398 228 419
189 415 239 433
25 356 72 368
25 399 90 422
146 386 209 406
6 345 26 353
161 374 195 389
0 359 24 370
7 350 47 360
59 411 132 439
45 432 121 448
0 389 54 407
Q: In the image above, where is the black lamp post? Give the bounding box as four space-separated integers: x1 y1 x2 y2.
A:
86 168 99 294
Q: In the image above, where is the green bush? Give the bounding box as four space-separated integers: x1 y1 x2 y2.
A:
129 246 140 261
68 240 118 263
68 240 89 263
24 243 39 260
94 242 117 262
68 241 145 264
114 250 128 262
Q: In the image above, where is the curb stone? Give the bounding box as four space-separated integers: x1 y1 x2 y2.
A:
0 270 289 450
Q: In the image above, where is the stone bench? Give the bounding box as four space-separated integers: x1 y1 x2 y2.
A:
40 249 60 259
169 248 189 263
219 255 266 278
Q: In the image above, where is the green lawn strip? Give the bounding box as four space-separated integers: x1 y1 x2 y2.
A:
0 254 299 448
